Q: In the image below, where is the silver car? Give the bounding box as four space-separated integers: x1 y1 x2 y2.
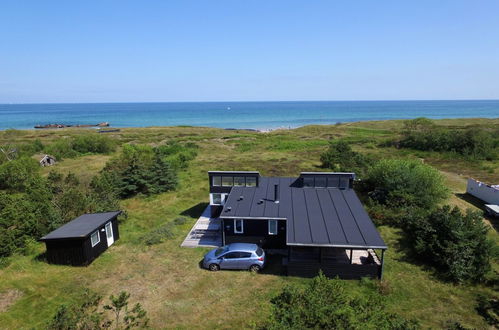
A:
203 243 265 272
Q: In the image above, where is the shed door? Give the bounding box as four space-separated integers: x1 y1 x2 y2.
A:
105 222 114 247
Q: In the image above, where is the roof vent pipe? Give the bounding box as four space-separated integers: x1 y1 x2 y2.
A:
274 184 279 203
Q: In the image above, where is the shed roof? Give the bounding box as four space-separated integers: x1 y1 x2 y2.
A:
220 177 386 249
40 211 121 241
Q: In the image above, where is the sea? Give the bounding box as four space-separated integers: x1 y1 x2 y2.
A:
0 100 498 131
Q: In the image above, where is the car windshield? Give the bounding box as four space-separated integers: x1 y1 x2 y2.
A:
215 246 229 257
256 248 264 257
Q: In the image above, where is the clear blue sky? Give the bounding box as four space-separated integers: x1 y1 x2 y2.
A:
1 1 498 103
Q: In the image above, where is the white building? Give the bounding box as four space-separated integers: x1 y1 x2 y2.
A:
466 178 499 205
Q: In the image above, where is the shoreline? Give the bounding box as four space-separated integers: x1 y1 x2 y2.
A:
1 117 498 133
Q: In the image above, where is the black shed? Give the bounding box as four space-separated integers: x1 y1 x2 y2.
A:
40 211 121 266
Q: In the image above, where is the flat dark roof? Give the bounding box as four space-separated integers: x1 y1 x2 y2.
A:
40 211 121 241
221 177 386 249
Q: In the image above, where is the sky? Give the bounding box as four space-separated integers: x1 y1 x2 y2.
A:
1 1 499 103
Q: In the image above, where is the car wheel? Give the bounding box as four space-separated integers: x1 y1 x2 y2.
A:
249 264 261 272
209 263 220 271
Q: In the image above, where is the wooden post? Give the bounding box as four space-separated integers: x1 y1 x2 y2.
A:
349 249 353 264
379 249 385 279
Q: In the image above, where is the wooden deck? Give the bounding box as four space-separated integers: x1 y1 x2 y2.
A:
181 206 222 248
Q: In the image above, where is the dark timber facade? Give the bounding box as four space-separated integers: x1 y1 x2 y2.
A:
208 171 387 279
40 211 121 266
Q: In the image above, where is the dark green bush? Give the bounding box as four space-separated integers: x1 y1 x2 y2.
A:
99 143 191 198
262 272 419 330
320 139 371 177
43 134 116 160
476 293 499 326
398 118 498 160
71 134 116 154
405 206 494 283
363 159 448 210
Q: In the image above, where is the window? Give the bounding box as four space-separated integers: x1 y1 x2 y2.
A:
211 193 227 205
215 246 229 257
246 177 257 187
234 219 244 233
239 252 252 258
256 248 264 257
234 176 245 186
212 193 222 205
90 231 100 247
339 177 350 189
224 252 240 259
327 176 339 187
315 176 327 188
303 177 314 187
268 220 278 235
212 176 222 186
222 176 233 186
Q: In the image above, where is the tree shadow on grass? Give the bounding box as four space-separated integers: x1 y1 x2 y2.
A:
391 230 446 282
456 193 499 232
181 202 209 219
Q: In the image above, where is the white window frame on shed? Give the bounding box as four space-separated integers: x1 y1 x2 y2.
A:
90 230 100 247
268 219 278 235
210 193 228 206
234 219 244 234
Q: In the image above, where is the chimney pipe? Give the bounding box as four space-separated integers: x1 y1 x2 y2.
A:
274 184 279 203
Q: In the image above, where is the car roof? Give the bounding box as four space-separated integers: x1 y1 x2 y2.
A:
227 243 258 252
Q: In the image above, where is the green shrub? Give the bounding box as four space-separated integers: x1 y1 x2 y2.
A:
71 135 116 154
143 223 175 245
363 159 448 210
398 119 498 160
476 293 499 326
262 272 419 329
320 139 372 177
405 206 494 283
99 144 187 198
43 135 116 160
0 157 40 191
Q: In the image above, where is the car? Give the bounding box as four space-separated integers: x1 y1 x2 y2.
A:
203 243 265 272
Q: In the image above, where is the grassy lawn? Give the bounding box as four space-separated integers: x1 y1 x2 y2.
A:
0 118 498 329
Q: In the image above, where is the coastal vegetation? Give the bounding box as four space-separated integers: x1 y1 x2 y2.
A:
0 118 498 328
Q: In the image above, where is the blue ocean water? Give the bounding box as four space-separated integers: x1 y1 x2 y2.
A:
0 100 498 130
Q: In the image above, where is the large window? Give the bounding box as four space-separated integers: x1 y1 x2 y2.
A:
315 176 327 188
339 177 350 189
327 176 339 187
212 176 222 186
222 176 234 187
246 177 257 187
211 193 227 205
90 231 100 247
234 176 245 186
268 220 278 235
234 219 244 234
303 177 314 187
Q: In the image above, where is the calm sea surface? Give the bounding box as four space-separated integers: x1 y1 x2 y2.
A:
0 100 498 130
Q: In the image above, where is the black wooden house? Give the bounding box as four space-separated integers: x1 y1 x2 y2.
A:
208 171 387 279
40 211 121 266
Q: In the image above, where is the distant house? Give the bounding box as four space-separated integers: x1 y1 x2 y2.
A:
39 211 121 266
466 178 499 205
208 171 387 279
39 154 56 167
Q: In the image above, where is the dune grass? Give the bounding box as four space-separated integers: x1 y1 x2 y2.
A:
0 118 498 329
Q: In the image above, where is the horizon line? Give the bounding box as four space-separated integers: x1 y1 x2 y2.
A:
2 98 499 105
